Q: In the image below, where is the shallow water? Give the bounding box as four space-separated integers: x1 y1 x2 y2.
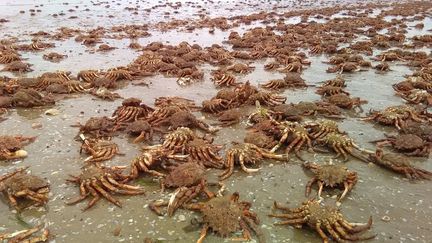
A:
1 0 432 243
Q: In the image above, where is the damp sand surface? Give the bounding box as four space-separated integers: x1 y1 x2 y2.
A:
1 0 432 242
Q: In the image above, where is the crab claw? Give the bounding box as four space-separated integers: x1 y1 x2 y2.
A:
5 149 28 160
167 187 188 216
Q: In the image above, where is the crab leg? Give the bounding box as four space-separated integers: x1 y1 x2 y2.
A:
66 182 89 204
91 180 121 207
239 154 261 173
219 153 235 180
83 182 100 210
339 182 350 201
196 224 209 243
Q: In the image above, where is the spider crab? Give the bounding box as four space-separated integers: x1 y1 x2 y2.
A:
303 161 358 201
372 134 430 157
66 164 144 210
362 105 426 130
219 142 286 180
182 192 265 243
367 149 432 180
316 132 371 162
112 98 154 124
79 135 122 163
269 199 375 243
306 120 345 139
0 135 35 160
0 166 49 210
149 161 221 217
270 121 314 160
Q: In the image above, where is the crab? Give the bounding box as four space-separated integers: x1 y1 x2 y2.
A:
270 122 313 160
0 224 49 242
306 120 345 139
362 105 426 130
226 63 254 74
124 120 154 143
149 162 219 216
66 164 144 210
212 73 237 87
154 96 199 111
261 79 289 90
155 111 217 133
401 120 432 142
0 135 35 160
316 132 370 162
303 161 357 201
1 61 33 72
0 166 49 210
181 192 264 243
146 105 187 126
219 142 286 180
316 86 350 97
216 109 242 126
103 68 133 82
128 145 188 180
372 134 430 157
71 116 115 138
42 52 67 62
247 100 277 125
79 135 122 163
264 62 280 70
201 98 231 113
374 52 405 62
90 87 122 100
0 53 21 64
77 69 101 82
11 88 55 107
393 77 432 93
182 138 224 168
283 73 308 88
112 98 154 124
323 94 367 110
368 149 432 180
46 81 90 94
269 199 375 243
279 61 303 73
374 62 390 72
326 62 360 73
398 89 432 106
97 44 116 52
162 127 196 151
244 130 278 150
321 76 346 87
247 91 286 107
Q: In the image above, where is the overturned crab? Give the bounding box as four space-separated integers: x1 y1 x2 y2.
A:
316 132 371 162
220 142 286 180
182 138 224 168
270 199 375 243
270 121 313 160
0 166 49 210
303 161 357 201
306 120 345 139
367 149 432 180
0 135 35 160
247 91 286 107
112 98 154 124
79 135 122 163
66 164 144 210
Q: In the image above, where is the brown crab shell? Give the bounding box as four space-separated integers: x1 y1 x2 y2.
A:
164 162 205 188
200 196 242 237
313 164 353 187
1 173 49 193
392 134 425 151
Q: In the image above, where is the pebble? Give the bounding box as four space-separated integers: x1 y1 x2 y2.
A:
177 214 186 222
381 215 391 222
31 122 43 129
45 109 60 116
